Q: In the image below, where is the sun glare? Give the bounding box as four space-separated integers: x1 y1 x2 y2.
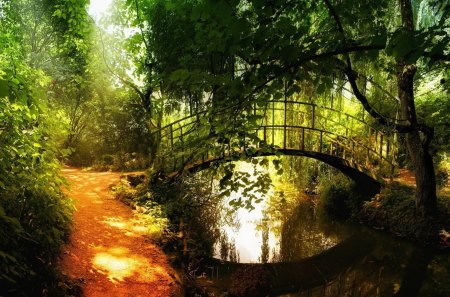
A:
88 0 112 20
93 248 140 282
216 161 278 263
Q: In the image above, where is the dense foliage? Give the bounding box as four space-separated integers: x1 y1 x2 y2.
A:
113 0 450 215
0 0 449 294
0 1 75 295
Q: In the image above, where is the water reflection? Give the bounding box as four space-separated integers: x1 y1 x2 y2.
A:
215 180 342 263
276 199 340 262
203 162 450 296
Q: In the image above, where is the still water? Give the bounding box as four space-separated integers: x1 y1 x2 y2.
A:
197 163 450 297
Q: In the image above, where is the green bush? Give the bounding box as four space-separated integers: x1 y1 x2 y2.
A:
319 175 366 219
356 182 450 244
436 153 450 187
90 153 150 172
112 177 170 242
0 81 73 296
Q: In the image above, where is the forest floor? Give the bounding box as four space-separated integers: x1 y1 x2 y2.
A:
394 168 416 186
59 167 182 297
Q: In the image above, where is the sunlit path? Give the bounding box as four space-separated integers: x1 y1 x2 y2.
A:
59 168 181 297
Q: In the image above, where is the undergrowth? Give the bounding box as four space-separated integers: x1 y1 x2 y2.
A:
318 175 367 220
111 175 170 242
317 172 450 247
0 89 74 296
356 182 450 246
112 171 223 262
88 153 150 172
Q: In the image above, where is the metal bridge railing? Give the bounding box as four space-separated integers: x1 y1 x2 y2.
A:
152 100 398 178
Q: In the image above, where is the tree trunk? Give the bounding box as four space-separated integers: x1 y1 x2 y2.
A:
397 0 437 214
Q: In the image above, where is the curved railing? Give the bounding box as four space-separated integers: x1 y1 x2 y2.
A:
152 99 398 179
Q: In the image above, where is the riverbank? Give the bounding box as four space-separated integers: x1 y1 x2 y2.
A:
354 180 450 249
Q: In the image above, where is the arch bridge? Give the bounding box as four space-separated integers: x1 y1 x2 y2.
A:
152 99 398 194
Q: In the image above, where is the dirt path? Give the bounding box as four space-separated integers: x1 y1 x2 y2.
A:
395 168 416 187
59 168 182 297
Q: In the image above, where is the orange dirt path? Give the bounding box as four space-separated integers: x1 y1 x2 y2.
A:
59 168 182 297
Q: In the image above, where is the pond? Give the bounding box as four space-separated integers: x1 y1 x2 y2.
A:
192 162 450 297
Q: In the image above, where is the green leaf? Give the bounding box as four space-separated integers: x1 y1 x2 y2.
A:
10 78 20 85
0 80 9 98
387 29 415 60
286 85 301 97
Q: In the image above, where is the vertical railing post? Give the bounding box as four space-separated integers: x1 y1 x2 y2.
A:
375 130 378 149
346 115 349 137
272 101 275 145
312 105 316 129
319 131 323 153
379 134 384 176
180 126 183 143
379 134 383 156
343 146 347 160
386 139 390 170
263 126 267 143
351 141 355 163
366 147 370 167
284 88 287 149
170 125 174 148
301 128 305 150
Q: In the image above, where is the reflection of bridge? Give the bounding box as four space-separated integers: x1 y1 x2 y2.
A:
153 99 397 192
193 233 376 295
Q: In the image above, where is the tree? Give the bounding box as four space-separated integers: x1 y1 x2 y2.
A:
43 0 94 151
138 0 449 215
396 0 436 213
0 1 76 293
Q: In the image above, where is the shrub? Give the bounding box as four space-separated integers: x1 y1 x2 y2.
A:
437 153 450 187
0 170 74 296
356 182 446 244
112 177 169 242
318 175 365 220
0 84 73 296
90 153 150 172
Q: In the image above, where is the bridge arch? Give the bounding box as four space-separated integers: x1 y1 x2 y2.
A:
152 99 397 196
166 149 381 196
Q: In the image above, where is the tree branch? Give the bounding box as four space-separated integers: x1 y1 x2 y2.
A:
322 0 423 134
133 0 150 54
